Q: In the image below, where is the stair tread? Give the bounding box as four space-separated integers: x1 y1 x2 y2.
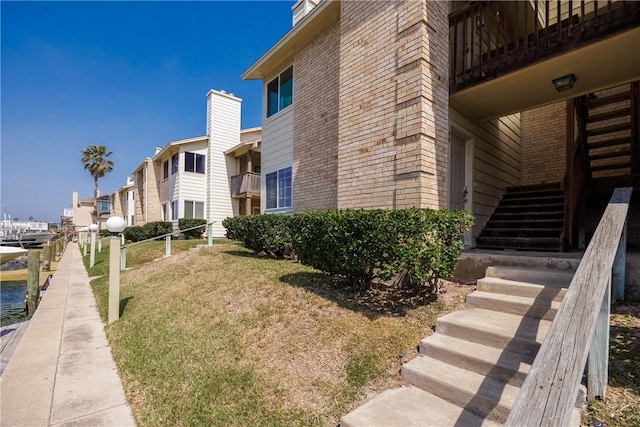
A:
477 277 568 302
586 122 631 136
587 136 631 149
402 355 520 421
586 91 631 108
467 291 562 320
588 148 632 161
586 107 631 123
340 386 501 427
590 162 632 172
437 308 552 349
420 333 533 385
485 265 574 286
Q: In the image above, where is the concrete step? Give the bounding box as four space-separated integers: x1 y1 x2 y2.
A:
485 265 574 287
466 291 561 320
340 386 501 427
436 308 551 357
477 276 567 302
419 333 532 387
402 356 520 422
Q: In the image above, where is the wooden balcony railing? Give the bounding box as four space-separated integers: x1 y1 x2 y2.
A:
230 172 261 198
505 187 632 426
450 1 640 93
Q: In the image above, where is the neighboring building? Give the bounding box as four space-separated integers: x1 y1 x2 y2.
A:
243 0 639 249
62 190 111 232
128 89 261 237
111 177 135 226
226 128 262 216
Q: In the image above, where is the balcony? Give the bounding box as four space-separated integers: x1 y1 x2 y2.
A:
230 172 261 198
450 1 640 95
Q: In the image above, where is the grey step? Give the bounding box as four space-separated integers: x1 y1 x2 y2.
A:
419 333 532 387
402 355 520 423
436 308 551 356
466 291 561 320
485 265 574 287
477 277 567 302
340 386 501 427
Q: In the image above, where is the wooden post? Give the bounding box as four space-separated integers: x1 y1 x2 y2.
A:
165 235 171 257
612 221 627 301
26 250 40 318
43 244 52 271
588 276 611 400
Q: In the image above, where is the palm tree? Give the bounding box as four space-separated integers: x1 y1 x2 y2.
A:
80 145 114 222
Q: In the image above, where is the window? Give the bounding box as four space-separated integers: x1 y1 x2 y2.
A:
184 201 204 219
266 166 292 209
162 203 169 221
163 160 169 180
171 153 179 174
184 152 205 174
267 66 293 117
171 201 178 221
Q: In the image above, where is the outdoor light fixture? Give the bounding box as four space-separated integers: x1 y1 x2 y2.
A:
552 74 576 92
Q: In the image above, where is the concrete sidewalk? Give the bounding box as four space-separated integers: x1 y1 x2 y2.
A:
0 244 135 426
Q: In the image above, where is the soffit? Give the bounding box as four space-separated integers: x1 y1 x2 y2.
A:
451 27 640 120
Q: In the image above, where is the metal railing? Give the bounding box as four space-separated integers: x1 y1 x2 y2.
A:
450 1 640 93
505 187 632 426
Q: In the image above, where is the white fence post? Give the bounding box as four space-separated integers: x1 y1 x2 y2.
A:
612 221 627 301
165 235 171 257
588 277 611 400
120 247 126 271
208 223 213 247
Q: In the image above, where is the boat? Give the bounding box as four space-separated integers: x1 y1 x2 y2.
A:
0 217 57 249
0 246 28 264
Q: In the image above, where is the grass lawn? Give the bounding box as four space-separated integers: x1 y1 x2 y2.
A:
88 240 473 426
85 240 640 426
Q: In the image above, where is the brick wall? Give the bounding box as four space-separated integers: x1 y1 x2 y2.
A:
336 0 450 210
293 19 339 212
521 101 567 185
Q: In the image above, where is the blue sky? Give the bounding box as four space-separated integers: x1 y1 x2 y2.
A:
1 1 293 222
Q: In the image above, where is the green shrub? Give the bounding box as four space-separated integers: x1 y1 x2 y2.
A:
124 221 173 242
179 218 207 239
290 209 474 291
222 214 292 259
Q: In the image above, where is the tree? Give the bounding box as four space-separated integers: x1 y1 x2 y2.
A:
80 145 114 222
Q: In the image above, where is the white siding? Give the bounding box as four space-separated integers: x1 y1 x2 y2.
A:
207 90 242 237
261 106 294 213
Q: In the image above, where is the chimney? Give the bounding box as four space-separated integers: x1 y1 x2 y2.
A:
292 0 318 26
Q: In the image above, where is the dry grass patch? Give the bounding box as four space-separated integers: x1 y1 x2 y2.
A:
91 241 474 426
582 303 640 427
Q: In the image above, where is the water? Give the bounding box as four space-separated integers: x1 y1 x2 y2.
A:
1 280 27 326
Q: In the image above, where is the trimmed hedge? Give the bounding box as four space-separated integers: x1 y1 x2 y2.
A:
179 218 207 239
223 209 473 290
123 221 173 243
222 214 292 258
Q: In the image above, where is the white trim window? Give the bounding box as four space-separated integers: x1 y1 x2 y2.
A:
267 66 293 118
265 166 292 210
171 200 179 221
184 152 205 174
184 200 205 219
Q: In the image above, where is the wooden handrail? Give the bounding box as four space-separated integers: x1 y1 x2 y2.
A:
505 187 632 426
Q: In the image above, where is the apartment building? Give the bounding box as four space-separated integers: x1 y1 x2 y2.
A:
243 0 639 250
120 89 261 237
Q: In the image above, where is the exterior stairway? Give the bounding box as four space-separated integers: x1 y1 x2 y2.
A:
475 183 565 251
584 84 634 182
341 265 582 426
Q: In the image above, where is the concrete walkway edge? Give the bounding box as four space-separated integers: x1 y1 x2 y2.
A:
0 244 135 426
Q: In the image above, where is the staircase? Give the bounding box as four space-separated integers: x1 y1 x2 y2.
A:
584 85 634 182
341 265 582 426
475 183 565 252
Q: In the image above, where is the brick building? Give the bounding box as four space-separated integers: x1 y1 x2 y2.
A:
244 0 639 250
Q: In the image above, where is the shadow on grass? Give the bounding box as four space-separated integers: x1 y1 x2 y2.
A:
609 304 640 395
120 296 134 318
223 250 264 259
280 271 437 320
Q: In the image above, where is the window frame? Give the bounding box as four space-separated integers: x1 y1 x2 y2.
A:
162 160 169 180
183 200 205 219
266 65 294 118
184 152 205 174
265 166 292 210
171 153 179 175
